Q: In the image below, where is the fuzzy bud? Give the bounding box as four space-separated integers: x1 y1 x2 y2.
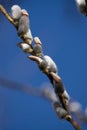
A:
17 42 31 53
18 9 29 37
33 37 43 57
43 55 58 73
11 5 22 20
75 0 87 16
53 102 68 119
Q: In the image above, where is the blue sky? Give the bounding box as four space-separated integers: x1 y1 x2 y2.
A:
0 0 87 130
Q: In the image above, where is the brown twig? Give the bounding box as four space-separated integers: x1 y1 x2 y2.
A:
0 4 81 130
67 118 81 130
0 5 14 24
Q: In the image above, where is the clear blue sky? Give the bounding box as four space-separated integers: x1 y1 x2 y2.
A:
0 0 87 130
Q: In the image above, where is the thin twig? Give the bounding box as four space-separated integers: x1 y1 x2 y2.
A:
67 118 81 130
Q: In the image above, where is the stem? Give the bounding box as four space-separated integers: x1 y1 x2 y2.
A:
0 5 15 25
67 118 81 130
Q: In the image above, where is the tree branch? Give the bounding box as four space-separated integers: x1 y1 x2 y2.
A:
0 4 81 130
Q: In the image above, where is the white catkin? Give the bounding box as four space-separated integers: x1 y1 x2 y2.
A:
69 102 82 112
44 55 58 73
21 43 30 50
11 5 22 20
75 0 86 5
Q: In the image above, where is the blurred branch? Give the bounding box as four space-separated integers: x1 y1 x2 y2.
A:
0 76 57 102
0 4 81 130
0 77 42 97
0 76 84 130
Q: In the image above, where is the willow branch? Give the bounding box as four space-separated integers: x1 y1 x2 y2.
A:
0 4 81 130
